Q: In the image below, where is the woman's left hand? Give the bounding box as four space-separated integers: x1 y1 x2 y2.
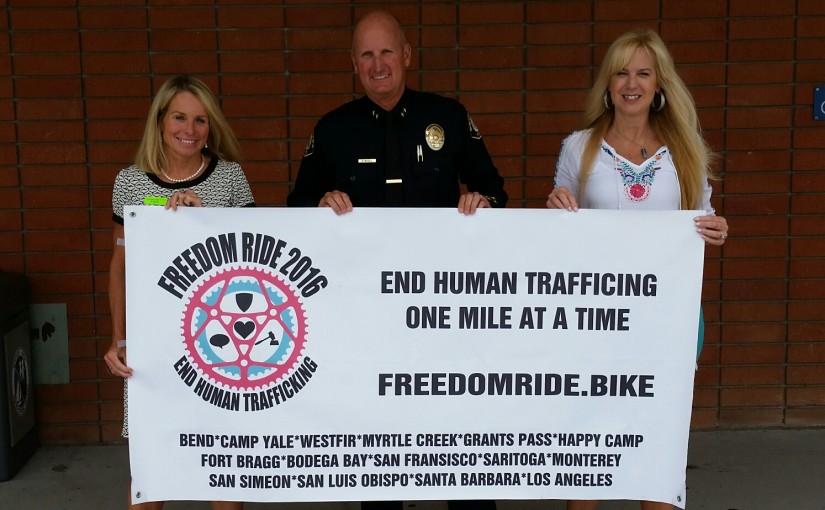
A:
695 215 728 246
166 189 203 210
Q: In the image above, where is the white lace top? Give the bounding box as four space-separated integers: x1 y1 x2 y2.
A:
554 129 713 212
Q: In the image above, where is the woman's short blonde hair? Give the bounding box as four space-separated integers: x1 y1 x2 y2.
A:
135 75 242 175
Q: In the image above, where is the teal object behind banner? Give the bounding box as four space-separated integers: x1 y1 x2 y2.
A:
697 307 705 361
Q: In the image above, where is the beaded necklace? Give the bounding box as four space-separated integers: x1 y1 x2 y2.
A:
614 152 663 202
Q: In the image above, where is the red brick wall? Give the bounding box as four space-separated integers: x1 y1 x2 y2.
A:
0 1 823 444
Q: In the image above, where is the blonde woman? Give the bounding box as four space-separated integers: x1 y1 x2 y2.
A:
547 29 728 510
105 75 253 510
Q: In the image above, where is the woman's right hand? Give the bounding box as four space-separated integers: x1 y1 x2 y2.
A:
166 189 203 210
104 340 132 378
546 187 579 211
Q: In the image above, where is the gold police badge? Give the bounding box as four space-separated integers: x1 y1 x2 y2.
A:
425 124 445 151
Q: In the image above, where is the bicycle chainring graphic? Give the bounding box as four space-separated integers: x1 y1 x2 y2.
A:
181 266 308 391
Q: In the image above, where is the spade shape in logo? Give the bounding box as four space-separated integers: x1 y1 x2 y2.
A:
235 292 253 312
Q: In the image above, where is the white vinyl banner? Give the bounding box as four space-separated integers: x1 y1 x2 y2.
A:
125 206 703 508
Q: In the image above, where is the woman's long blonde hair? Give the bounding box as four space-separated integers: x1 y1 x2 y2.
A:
578 29 713 209
135 75 242 175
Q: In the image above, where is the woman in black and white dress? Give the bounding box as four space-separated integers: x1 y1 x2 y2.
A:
105 75 253 510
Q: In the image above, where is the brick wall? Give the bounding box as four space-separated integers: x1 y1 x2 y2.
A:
0 1 823 444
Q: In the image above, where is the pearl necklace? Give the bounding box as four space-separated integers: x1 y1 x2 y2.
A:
160 154 206 183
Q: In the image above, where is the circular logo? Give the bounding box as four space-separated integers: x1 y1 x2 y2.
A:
181 266 307 391
12 348 30 416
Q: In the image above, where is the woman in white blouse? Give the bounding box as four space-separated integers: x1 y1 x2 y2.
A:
547 28 728 243
546 28 728 510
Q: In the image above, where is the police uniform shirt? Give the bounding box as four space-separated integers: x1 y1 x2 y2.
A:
287 88 507 208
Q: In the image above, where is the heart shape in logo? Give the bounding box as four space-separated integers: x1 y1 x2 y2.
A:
233 320 255 339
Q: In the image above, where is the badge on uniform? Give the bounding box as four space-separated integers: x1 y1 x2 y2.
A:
425 124 445 151
303 133 315 157
468 114 482 139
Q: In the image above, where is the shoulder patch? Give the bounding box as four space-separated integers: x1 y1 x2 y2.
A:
468 114 482 140
303 133 315 157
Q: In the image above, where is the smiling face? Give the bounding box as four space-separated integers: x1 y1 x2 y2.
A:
160 91 209 162
608 47 658 118
351 12 411 111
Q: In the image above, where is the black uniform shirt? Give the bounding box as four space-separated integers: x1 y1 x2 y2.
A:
287 88 507 208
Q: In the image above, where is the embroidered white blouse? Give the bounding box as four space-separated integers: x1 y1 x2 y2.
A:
554 129 714 213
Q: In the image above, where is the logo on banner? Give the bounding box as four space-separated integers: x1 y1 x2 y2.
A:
158 232 328 412
182 266 307 390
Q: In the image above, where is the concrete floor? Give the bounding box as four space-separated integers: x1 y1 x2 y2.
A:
1 428 824 509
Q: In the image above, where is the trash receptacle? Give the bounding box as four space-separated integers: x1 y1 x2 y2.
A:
0 271 37 482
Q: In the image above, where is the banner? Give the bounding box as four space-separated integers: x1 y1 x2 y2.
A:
125 206 703 508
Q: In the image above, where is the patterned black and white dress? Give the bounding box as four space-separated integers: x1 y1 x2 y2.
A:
111 155 255 437
112 156 255 223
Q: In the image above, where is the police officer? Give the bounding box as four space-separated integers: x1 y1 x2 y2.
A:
287 9 504 510
287 9 507 214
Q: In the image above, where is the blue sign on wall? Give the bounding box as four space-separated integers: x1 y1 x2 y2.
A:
815 86 825 120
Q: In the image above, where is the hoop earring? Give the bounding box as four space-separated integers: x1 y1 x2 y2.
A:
603 91 613 111
652 91 666 112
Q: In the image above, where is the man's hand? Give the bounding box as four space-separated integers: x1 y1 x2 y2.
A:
319 190 353 215
457 192 491 215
